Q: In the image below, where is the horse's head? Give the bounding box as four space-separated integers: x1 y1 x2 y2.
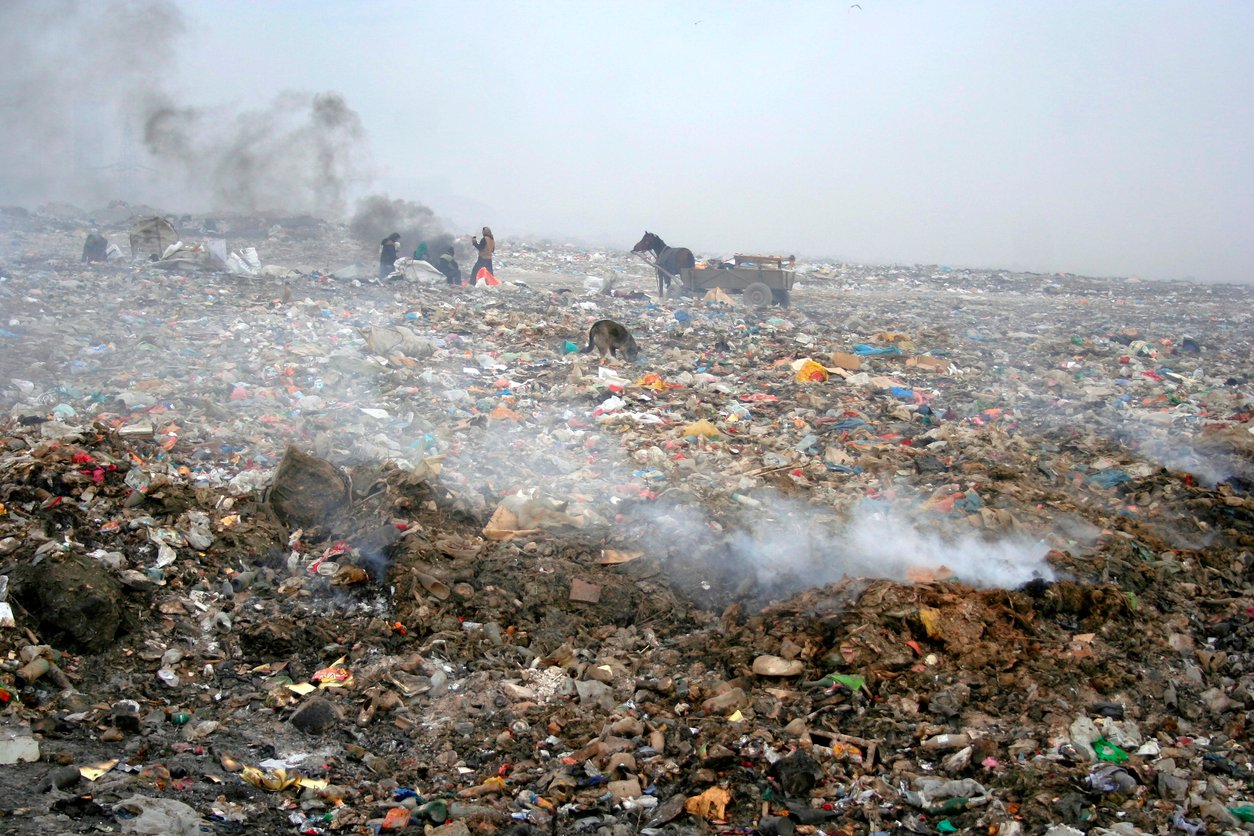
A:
632 231 659 253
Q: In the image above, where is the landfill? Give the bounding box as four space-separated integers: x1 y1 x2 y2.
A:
0 205 1251 835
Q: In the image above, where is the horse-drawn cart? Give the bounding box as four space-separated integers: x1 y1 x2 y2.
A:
632 232 795 306
677 254 795 307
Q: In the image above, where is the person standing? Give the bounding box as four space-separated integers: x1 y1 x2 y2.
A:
378 232 401 279
470 226 495 281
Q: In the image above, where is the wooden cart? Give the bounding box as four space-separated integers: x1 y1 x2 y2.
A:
677 254 796 307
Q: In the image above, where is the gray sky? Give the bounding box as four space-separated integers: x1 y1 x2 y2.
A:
4 1 1252 282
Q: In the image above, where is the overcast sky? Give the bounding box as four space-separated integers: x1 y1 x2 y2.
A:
3 1 1251 282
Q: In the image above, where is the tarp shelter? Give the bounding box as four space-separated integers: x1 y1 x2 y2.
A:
129 216 179 261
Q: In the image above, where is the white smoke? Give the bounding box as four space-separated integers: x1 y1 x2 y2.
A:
627 490 1056 598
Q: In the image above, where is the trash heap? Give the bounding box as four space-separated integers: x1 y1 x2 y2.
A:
0 213 1251 835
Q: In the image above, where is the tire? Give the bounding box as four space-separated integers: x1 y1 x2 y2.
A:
772 289 791 307
743 282 772 307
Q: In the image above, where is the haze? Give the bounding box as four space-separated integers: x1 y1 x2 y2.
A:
2 0 1250 283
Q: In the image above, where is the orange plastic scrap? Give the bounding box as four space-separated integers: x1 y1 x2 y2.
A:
831 741 863 761
685 786 731 821
488 404 523 421
928 493 961 514
380 807 411 830
635 372 669 392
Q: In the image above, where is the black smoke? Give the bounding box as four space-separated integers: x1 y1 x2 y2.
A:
348 195 455 259
143 90 369 217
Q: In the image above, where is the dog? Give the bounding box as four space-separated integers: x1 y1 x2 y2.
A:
583 319 639 362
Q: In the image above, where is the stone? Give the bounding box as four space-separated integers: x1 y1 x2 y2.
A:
608 778 642 801
0 728 40 764
290 696 341 735
574 679 615 709
752 655 804 677
701 687 747 714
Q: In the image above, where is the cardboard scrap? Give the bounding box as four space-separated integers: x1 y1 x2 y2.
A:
483 504 541 540
908 355 951 372
80 759 119 781
829 351 862 371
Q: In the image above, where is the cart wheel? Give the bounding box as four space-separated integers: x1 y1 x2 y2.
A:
743 282 772 307
772 289 791 307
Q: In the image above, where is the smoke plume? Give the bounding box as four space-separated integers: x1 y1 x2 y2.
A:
0 0 186 209
143 90 369 217
0 0 371 218
622 492 1056 604
348 195 453 258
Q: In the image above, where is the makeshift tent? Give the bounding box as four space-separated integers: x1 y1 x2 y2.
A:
128 216 179 261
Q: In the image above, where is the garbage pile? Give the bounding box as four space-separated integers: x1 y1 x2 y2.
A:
0 212 1251 834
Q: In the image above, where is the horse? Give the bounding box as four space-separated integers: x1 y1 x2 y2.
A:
632 231 696 297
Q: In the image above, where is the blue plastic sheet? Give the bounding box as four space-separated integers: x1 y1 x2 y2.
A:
852 344 903 356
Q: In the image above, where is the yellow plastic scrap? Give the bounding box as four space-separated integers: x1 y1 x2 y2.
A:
918 606 944 640
240 767 299 792
241 767 329 793
794 359 829 383
875 331 915 349
685 786 731 821
682 419 721 439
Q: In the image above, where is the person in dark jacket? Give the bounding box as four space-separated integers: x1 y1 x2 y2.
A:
378 232 401 278
82 229 108 263
470 226 495 281
437 246 462 286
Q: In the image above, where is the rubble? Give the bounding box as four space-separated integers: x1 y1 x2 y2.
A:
0 211 1250 833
